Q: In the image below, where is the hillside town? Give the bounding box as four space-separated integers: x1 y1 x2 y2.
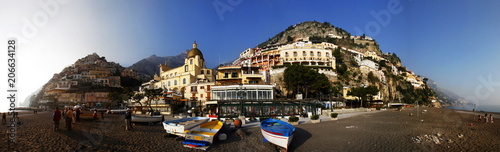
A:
36 30 433 120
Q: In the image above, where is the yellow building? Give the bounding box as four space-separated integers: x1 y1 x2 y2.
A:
89 67 110 78
157 42 214 93
154 41 215 107
279 42 336 72
215 65 265 86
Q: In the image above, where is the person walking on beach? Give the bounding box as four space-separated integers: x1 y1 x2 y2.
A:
2 113 6 125
53 108 61 131
93 110 98 121
125 108 133 131
75 108 81 122
478 115 482 122
101 111 105 120
66 108 73 131
490 114 494 123
485 113 489 123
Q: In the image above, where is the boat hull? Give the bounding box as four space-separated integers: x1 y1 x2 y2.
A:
109 109 127 114
131 115 164 123
185 120 223 143
261 128 294 149
163 117 209 137
260 119 295 149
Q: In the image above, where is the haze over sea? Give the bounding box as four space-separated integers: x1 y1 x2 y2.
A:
444 104 500 113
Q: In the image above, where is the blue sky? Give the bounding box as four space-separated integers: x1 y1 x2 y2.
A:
1 0 500 111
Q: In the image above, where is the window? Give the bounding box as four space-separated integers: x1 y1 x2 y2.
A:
224 73 229 78
190 59 193 65
207 70 210 74
174 80 177 85
185 66 188 72
168 81 171 86
310 51 314 56
293 52 297 57
285 52 289 57
231 72 238 78
201 94 203 98
326 53 329 57
201 70 204 74
200 86 204 89
317 52 321 56
183 78 186 84
303 51 306 56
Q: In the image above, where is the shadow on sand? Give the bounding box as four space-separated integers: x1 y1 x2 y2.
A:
288 127 311 152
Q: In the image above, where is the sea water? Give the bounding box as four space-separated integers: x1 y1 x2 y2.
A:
444 104 500 113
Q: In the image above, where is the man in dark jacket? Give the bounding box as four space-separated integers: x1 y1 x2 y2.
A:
125 108 133 131
53 108 61 131
75 108 81 122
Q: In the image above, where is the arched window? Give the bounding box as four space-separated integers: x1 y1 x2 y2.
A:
185 66 188 72
183 78 186 84
190 59 193 65
168 81 171 86
174 80 177 85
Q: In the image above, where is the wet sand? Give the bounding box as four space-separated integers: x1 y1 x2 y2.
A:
1 107 498 151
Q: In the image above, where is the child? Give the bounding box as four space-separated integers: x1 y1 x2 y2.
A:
490 114 494 124
485 114 489 123
478 115 482 122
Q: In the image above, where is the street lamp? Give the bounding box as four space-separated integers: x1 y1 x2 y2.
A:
237 84 246 116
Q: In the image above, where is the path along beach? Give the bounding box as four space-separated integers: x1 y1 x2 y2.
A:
1 107 499 151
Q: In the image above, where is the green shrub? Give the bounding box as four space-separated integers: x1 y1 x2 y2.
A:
330 113 338 118
310 115 320 120
288 116 299 122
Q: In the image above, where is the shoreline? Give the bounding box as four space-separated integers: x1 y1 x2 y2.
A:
443 105 500 113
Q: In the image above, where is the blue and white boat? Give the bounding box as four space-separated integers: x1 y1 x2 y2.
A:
260 118 295 150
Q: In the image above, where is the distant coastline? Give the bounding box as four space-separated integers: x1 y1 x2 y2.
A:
444 104 500 113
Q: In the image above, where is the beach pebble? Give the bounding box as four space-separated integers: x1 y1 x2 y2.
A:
458 134 464 138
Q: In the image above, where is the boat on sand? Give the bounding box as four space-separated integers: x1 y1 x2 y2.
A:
185 120 223 143
131 115 164 124
260 118 295 151
163 117 209 137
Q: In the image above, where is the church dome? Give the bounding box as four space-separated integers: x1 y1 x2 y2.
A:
187 41 204 60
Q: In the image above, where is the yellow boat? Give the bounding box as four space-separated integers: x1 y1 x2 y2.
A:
185 120 223 143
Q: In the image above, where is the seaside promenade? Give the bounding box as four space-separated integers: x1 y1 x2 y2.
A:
1 107 498 151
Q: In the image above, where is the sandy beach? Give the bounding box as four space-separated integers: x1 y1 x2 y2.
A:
1 107 499 151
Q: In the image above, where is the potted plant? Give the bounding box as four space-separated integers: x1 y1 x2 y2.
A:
310 115 320 123
330 113 338 121
288 116 299 125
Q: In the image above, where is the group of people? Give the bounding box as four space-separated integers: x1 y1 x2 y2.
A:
51 107 137 131
52 107 85 131
477 113 494 124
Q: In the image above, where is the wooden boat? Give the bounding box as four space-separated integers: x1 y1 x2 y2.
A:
260 118 295 151
185 120 223 143
108 109 127 114
131 115 164 123
163 117 209 137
